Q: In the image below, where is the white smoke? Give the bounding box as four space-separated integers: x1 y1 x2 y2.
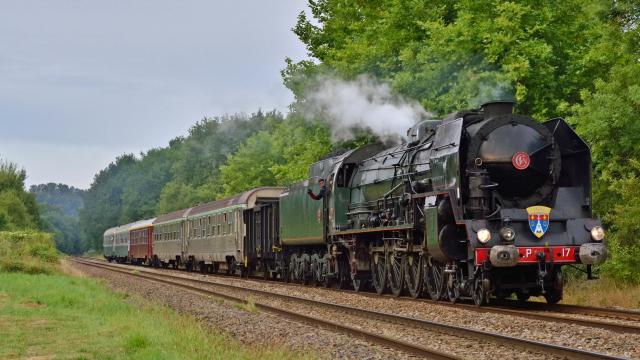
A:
302 75 430 142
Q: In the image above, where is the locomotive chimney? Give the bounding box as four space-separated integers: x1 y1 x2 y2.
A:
482 100 514 119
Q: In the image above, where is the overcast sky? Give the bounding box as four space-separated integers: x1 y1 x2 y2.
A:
0 1 309 189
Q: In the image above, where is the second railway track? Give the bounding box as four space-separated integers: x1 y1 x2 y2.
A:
73 258 628 360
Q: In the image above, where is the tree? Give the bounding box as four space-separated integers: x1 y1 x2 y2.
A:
0 160 41 231
156 111 283 212
30 183 85 254
288 0 622 118
219 131 280 196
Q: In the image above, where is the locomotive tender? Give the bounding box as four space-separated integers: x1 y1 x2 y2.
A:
104 100 606 305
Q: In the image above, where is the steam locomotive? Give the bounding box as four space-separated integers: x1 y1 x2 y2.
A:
104 100 606 305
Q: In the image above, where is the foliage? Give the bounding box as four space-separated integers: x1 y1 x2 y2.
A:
40 205 82 255
79 111 283 251
570 57 640 282
30 183 84 217
30 183 84 254
156 111 282 212
0 272 308 360
0 231 59 274
0 160 41 231
288 0 622 118
79 154 140 251
219 116 332 196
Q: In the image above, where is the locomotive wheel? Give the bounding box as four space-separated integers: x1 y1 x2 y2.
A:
310 256 320 286
321 254 332 288
446 270 461 304
388 252 406 297
352 277 363 292
472 277 487 306
371 252 387 295
288 255 297 283
335 253 351 290
544 268 563 304
301 257 310 285
516 291 530 302
404 253 423 298
544 288 562 304
425 260 445 301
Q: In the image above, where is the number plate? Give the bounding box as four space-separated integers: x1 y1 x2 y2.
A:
474 246 578 265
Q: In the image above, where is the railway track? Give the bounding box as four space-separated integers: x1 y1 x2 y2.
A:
84 257 640 334
73 258 627 360
495 299 640 322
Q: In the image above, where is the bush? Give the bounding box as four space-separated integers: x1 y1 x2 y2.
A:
0 231 59 274
601 238 640 284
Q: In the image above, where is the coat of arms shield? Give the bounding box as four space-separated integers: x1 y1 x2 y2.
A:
526 206 552 238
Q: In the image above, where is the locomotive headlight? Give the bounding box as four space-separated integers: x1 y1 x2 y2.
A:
500 227 516 242
590 226 605 242
477 228 492 244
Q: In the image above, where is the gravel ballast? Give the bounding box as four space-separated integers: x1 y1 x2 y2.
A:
105 262 640 359
72 261 415 360
74 261 640 359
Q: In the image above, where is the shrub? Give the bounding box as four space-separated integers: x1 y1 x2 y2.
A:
0 231 59 274
601 238 640 284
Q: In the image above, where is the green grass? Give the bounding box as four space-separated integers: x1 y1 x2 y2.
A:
563 277 640 309
0 272 311 359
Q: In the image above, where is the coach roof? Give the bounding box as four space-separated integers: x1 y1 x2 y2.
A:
188 187 285 217
153 207 193 226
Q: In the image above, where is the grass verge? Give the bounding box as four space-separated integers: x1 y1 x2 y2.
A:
563 277 640 309
0 272 311 359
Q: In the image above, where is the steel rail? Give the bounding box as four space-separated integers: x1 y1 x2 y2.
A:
85 257 640 333
73 258 625 360
72 258 457 360
494 299 640 322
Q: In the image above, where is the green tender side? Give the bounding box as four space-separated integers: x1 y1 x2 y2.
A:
280 181 325 245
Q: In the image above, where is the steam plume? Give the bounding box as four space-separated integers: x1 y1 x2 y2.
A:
302 75 430 142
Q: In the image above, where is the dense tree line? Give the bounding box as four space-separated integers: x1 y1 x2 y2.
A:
79 111 287 251
30 183 84 254
78 0 639 282
0 160 41 231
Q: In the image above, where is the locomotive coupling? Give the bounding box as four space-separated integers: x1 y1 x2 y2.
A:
489 245 520 267
579 243 607 265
